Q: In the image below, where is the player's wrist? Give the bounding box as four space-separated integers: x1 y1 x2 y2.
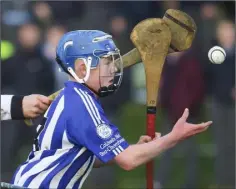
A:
161 132 178 148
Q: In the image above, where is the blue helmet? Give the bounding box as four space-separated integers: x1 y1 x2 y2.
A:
55 30 123 97
56 30 118 70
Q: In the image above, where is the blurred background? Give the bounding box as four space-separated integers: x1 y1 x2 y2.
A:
1 1 235 189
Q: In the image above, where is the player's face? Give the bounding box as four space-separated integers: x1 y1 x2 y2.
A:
99 56 118 86
86 53 123 94
99 53 123 89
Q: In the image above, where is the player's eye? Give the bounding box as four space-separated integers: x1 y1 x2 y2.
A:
103 57 112 65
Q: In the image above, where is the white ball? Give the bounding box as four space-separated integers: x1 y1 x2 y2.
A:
208 46 226 64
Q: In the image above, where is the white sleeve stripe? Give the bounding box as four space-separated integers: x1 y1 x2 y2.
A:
119 146 124 151
74 88 98 126
78 89 103 124
113 146 125 156
116 148 121 153
85 92 105 124
78 89 101 125
112 149 118 156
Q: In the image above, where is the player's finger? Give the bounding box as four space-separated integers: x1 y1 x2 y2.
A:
37 95 52 105
181 108 189 121
203 121 213 126
194 121 213 130
144 136 152 142
32 106 44 114
154 132 161 139
140 135 152 142
193 125 210 135
191 124 211 136
185 125 209 139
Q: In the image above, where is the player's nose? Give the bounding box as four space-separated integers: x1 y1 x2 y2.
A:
110 64 118 73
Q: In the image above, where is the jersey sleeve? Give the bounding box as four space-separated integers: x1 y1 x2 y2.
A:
1 95 13 120
65 89 129 163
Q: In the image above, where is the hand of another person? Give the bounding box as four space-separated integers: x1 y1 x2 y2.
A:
22 94 51 118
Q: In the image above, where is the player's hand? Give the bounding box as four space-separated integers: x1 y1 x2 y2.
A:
22 94 51 118
170 108 212 142
137 132 161 144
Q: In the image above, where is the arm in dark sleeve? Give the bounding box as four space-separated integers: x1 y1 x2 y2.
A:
1 95 24 120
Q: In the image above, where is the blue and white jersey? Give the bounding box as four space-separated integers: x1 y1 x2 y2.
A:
11 81 129 189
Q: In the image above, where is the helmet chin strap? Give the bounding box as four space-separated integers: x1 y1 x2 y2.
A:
67 57 92 83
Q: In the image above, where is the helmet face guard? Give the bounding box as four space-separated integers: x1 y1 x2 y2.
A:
95 50 123 97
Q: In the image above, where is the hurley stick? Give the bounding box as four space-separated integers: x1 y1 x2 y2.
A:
130 18 171 189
